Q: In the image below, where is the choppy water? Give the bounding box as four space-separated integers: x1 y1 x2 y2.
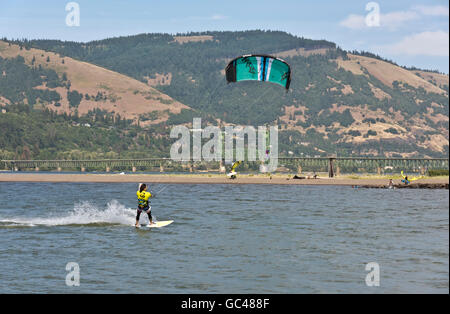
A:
0 182 448 293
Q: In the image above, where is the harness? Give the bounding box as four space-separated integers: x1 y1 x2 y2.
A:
137 191 150 208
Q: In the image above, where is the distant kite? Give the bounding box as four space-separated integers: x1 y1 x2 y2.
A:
227 161 242 179
225 54 291 90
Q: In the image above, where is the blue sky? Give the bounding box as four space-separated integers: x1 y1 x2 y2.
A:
1 0 448 72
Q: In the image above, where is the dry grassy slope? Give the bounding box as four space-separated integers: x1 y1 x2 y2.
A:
282 104 448 156
273 48 448 94
282 101 448 155
337 54 447 94
412 70 449 89
273 50 448 156
335 55 448 155
173 35 214 44
274 47 331 58
0 41 189 125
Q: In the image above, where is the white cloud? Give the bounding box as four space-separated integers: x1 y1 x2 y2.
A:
210 14 227 21
170 14 227 23
413 5 449 16
339 11 419 30
385 31 449 56
339 5 448 30
381 10 420 29
339 14 366 29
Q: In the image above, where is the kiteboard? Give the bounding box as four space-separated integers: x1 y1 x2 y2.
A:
135 220 174 229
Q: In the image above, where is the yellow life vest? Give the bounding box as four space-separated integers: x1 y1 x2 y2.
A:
137 190 152 208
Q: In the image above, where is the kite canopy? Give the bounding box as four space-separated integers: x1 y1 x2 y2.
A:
231 161 242 173
225 54 291 90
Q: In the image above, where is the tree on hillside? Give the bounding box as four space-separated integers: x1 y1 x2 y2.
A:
67 90 83 108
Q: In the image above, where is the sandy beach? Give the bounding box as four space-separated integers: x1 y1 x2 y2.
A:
0 172 448 187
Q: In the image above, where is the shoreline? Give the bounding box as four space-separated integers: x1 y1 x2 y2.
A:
0 173 448 188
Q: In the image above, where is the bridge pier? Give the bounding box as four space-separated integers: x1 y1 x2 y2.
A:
297 165 302 174
159 164 164 173
328 158 335 178
81 167 85 172
106 167 110 173
132 166 136 173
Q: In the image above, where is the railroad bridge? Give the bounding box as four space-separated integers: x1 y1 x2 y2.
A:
1 157 448 177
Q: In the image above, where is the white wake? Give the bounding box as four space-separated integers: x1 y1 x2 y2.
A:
0 200 136 227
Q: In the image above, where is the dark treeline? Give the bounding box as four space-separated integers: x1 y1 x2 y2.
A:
0 56 64 105
0 104 171 160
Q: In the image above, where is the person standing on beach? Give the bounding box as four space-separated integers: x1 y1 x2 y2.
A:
388 179 394 189
135 183 154 227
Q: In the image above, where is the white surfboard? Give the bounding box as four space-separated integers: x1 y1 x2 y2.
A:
136 220 174 229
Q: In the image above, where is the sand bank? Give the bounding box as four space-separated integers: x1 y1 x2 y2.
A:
0 173 448 188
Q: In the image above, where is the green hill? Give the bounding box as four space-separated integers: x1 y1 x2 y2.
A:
0 44 182 160
1 30 449 159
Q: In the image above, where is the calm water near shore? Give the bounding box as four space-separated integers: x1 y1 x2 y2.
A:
0 182 448 293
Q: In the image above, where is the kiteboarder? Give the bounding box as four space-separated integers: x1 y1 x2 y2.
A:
401 171 423 185
135 183 154 227
401 171 411 185
227 161 242 179
402 176 410 185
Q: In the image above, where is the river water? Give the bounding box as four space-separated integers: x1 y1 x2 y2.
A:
0 182 448 293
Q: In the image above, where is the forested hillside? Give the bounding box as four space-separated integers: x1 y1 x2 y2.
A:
0 39 186 160
1 30 448 159
0 40 187 121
